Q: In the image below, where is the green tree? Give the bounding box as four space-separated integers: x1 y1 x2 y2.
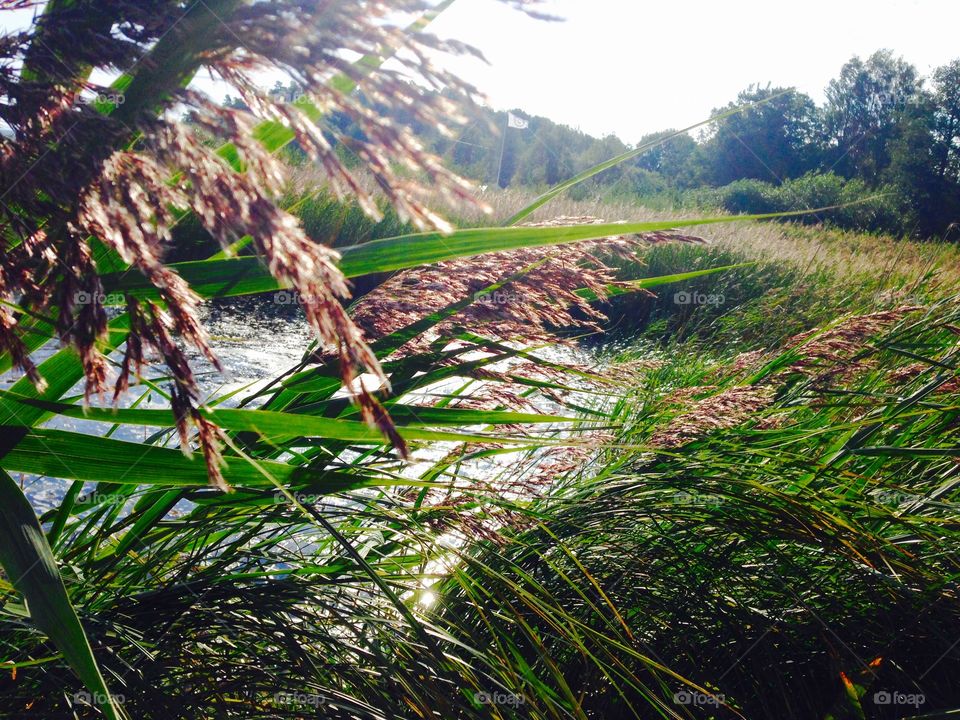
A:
567 133 630 197
885 59 960 237
696 85 821 186
824 50 922 183
930 59 960 184
513 122 577 187
633 129 697 185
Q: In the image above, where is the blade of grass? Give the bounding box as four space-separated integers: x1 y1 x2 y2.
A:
0 469 124 720
504 90 793 225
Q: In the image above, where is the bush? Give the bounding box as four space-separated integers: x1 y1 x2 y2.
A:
717 178 782 214
704 172 905 235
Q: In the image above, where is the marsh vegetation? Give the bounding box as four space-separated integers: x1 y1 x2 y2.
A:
0 2 958 719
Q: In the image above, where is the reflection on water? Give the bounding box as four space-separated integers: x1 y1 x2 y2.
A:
9 298 314 512
8 297 602 514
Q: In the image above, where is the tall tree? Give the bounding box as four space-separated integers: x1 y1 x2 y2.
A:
513 123 577 187
886 59 960 237
824 50 922 183
696 85 821 186
633 129 697 186
930 59 960 184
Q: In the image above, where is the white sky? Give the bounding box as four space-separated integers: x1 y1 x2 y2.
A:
2 1 958 143
427 0 960 141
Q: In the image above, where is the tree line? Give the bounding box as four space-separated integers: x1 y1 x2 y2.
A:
246 50 959 239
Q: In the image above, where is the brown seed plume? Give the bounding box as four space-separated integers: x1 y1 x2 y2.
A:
349 216 706 355
0 1 545 486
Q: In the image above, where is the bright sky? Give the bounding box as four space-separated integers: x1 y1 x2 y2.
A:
2 1 958 144
427 0 960 141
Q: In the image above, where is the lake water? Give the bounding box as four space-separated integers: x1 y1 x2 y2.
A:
8 299 601 512
8 299 314 512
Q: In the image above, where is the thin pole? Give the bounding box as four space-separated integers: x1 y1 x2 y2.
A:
495 113 509 188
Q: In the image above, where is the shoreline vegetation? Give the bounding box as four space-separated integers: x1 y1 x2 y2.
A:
295 47 959 240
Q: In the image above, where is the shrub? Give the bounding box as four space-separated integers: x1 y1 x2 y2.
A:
708 172 905 235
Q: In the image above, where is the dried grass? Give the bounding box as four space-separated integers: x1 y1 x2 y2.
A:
0 1 546 485
350 215 705 355
649 385 776 449
650 306 930 449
